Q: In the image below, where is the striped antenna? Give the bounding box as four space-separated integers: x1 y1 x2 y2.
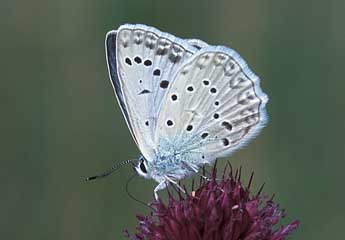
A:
85 159 136 182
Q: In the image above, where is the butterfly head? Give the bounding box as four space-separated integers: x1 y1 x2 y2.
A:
135 156 151 179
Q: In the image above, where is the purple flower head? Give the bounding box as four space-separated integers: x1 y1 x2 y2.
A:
125 163 299 240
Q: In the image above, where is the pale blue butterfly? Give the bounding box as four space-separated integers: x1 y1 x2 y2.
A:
98 24 268 199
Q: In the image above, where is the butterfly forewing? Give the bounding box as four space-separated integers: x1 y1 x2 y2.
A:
106 24 197 160
155 46 268 164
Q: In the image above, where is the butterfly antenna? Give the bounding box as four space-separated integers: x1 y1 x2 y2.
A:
85 159 136 182
126 173 153 209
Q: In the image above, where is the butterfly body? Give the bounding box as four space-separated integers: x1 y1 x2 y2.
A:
106 24 268 199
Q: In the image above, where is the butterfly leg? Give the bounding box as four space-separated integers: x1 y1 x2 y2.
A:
165 176 186 194
154 181 168 200
181 161 200 175
181 161 211 181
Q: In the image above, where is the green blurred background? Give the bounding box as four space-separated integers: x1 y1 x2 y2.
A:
1 0 344 239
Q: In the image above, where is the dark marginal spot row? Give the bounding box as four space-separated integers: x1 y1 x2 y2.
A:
125 56 154 66
168 52 182 63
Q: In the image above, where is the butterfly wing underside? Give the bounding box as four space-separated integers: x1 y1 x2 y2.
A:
106 24 197 160
155 46 268 165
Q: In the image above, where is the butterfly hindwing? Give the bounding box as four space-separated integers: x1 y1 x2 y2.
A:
155 46 268 165
106 24 198 160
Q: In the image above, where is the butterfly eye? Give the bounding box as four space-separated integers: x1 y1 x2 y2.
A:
139 160 147 174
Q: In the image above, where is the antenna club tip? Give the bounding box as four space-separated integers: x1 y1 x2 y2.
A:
85 176 97 182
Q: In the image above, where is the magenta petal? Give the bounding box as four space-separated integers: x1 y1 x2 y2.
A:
125 166 299 240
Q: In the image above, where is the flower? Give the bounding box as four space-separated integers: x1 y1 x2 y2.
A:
125 163 299 240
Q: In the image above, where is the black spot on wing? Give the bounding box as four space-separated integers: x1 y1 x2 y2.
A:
210 87 217 94
139 89 151 95
222 138 230 146
125 57 132 65
203 80 210 86
201 132 208 139
153 69 161 76
134 56 142 64
221 121 233 131
187 86 194 92
160 80 169 89
144 59 152 66
171 94 177 101
166 120 174 126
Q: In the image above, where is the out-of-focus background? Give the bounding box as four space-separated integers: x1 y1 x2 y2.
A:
1 0 344 239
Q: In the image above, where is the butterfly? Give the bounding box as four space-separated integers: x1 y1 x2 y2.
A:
104 24 268 199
